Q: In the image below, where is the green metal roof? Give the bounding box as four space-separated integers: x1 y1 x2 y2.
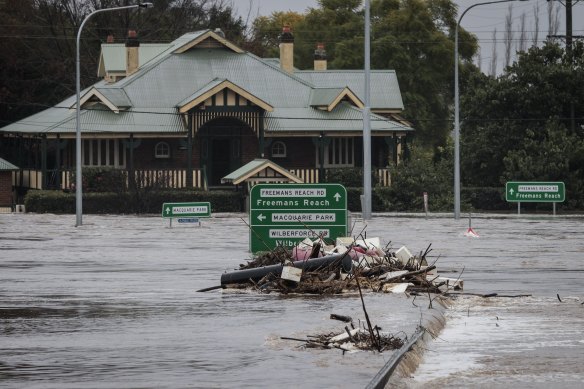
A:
266 102 411 134
0 30 411 137
94 87 132 108
295 70 404 110
0 157 18 171
221 158 302 185
309 88 345 107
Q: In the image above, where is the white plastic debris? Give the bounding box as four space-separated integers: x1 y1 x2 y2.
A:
382 283 413 294
395 246 413 265
355 237 381 249
335 237 354 246
280 266 302 282
433 277 464 290
329 328 361 343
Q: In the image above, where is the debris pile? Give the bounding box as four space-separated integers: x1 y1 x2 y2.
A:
281 323 404 352
221 236 463 296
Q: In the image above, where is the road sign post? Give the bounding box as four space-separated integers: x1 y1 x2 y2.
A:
162 202 211 227
505 182 565 215
249 184 348 253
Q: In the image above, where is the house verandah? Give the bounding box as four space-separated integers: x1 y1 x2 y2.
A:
0 115 402 195
0 28 412 201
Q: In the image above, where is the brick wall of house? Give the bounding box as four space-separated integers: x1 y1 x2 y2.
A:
267 137 316 169
0 172 13 206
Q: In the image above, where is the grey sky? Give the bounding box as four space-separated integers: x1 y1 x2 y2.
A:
231 0 584 74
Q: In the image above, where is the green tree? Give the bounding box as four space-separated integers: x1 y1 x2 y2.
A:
248 0 477 149
246 11 304 58
387 141 454 211
461 41 584 208
372 0 476 148
0 0 245 125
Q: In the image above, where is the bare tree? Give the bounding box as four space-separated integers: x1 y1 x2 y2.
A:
504 4 513 67
518 12 527 53
490 28 498 77
548 0 560 37
532 2 540 46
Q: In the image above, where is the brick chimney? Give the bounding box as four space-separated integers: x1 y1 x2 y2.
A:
279 26 294 73
314 43 327 71
125 30 139 76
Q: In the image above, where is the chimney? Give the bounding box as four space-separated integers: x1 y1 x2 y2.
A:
106 34 114 43
125 30 139 76
314 43 327 71
279 26 294 73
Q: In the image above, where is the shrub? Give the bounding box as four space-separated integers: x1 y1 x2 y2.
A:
24 189 243 214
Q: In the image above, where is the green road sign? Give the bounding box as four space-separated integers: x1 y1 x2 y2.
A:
505 182 565 202
249 184 347 253
162 202 211 218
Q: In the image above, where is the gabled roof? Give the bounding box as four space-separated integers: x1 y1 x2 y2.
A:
172 30 244 54
0 31 411 137
0 157 18 171
221 159 303 185
266 102 412 134
74 87 132 112
309 87 363 111
178 79 274 113
296 70 404 111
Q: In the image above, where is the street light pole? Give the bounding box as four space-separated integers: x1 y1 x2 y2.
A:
363 0 372 220
454 0 527 219
75 3 152 227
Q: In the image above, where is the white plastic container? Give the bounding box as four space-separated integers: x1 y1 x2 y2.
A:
395 246 412 265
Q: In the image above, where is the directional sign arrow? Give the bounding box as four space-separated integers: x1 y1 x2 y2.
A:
257 213 266 222
165 207 171 215
334 193 341 202
509 188 514 196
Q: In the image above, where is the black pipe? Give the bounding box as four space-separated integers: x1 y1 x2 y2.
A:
220 253 353 285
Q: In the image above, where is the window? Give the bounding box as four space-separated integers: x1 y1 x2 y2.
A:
155 142 170 159
82 139 126 168
271 141 286 158
316 137 354 167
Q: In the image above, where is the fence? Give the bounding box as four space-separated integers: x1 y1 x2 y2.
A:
13 167 390 190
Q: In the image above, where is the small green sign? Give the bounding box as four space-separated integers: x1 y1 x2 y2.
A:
505 182 565 203
162 202 211 218
249 184 347 253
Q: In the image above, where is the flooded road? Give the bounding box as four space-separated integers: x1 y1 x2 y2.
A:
1 213 583 388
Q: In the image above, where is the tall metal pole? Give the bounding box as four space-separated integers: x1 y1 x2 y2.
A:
75 3 152 226
363 0 372 220
454 0 525 219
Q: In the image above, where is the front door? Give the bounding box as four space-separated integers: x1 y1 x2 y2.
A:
210 138 231 185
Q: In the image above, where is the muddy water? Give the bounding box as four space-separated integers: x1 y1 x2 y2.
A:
1 213 582 388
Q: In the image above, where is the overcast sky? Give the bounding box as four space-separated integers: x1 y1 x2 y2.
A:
231 0 584 74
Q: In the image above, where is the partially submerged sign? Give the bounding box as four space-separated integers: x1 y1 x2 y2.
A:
249 183 347 253
162 202 211 218
162 202 211 227
505 182 565 203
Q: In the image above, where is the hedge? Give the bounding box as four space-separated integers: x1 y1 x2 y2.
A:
26 186 553 214
24 189 242 214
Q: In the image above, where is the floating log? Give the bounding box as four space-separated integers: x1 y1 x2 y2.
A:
221 253 353 286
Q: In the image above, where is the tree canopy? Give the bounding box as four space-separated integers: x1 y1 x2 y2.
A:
460 42 584 208
0 0 245 126
249 0 477 148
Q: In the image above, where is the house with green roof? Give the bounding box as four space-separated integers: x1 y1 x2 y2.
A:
0 28 412 192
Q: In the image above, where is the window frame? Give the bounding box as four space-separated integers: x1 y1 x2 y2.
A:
154 141 171 159
271 141 287 158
